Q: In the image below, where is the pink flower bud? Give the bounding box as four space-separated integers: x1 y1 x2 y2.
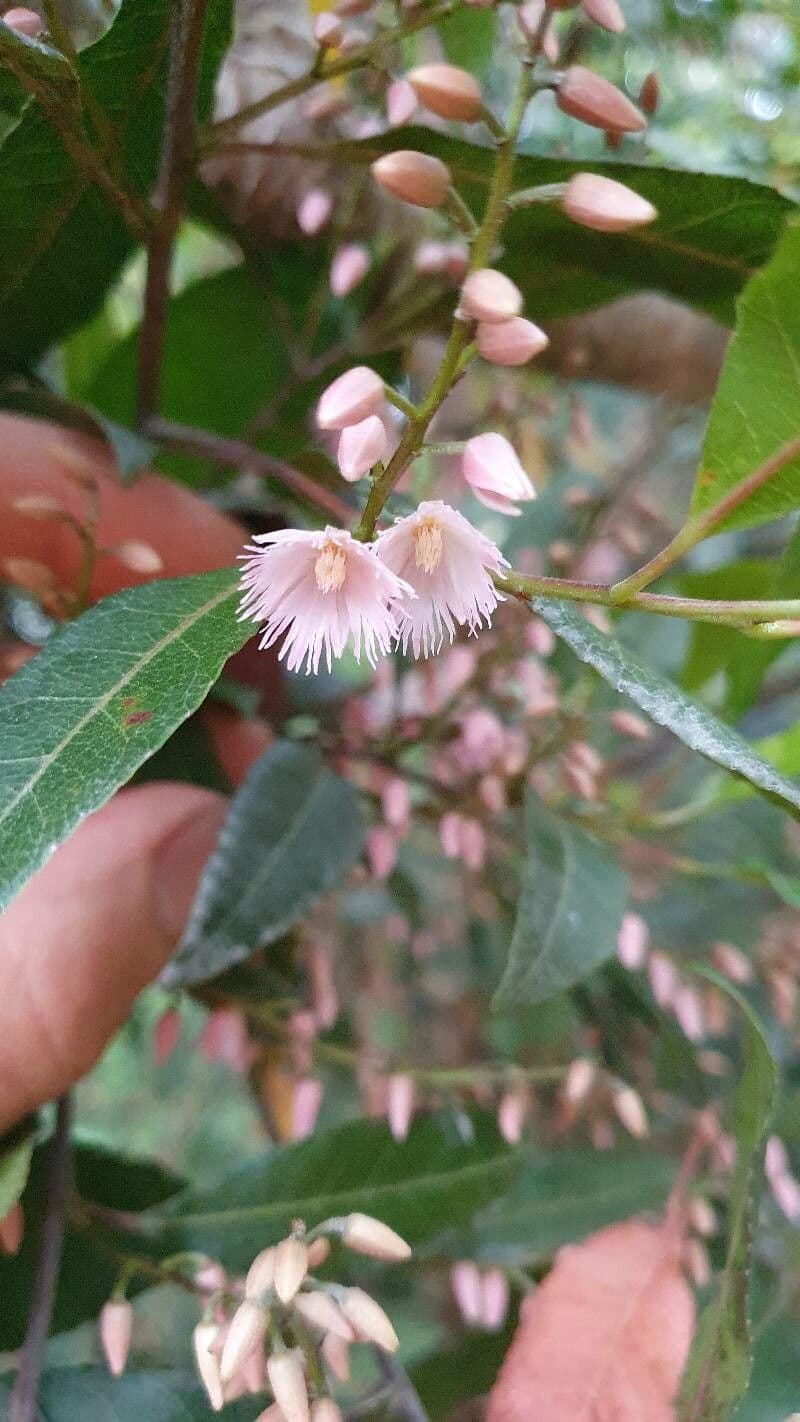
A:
342 1212 412 1261
298 186 334 235
613 1085 648 1139
371 150 452 209
267 1350 310 1422
316 366 385 430
407 63 483 123
195 1260 227 1292
581 0 625 31
476 315 548 367
386 1072 416 1142
564 1057 596 1104
221 1301 268 1383
616 912 649 970
525 617 555 656
478 775 506 814
770 1171 800 1220
673 985 705 1042
307 1236 331 1269
439 811 463 859
295 1290 355 1340
386 77 417 127
274 1235 309 1304
240 1337 267 1394
322 1332 350 1382
460 818 487 871
459 269 522 324
340 1287 399 1351
337 414 387 481
115 540 164 574
3 7 44 35
194 1321 225 1411
711 942 752 985
308 944 339 1030
610 708 651 740
366 826 398 880
330 242 370 298
684 1238 711 1288
648 950 678 1008
497 1089 527 1144
381 776 410 829
291 1077 324 1141
481 1268 510 1331
152 1006 181 1065
313 11 342 46
311 1401 343 1422
463 432 535 515
99 1299 133 1377
450 1261 482 1325
456 707 506 771
766 1135 789 1181
562 173 656 232
688 1197 717 1237
0 1202 24 1254
200 1007 253 1073
517 1 559 60
557 66 646 133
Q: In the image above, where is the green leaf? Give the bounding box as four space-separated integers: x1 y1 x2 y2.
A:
163 740 364 988
117 1114 515 1273
0 1368 263 1420
0 567 250 913
691 221 800 533
680 974 777 1422
331 131 792 322
494 798 627 1009
713 721 800 810
733 1317 800 1422
411 1328 514 1420
438 6 496 74
0 1136 34 1217
680 563 787 717
534 600 800 819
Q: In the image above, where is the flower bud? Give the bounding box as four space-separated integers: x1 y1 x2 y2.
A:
497 1089 526 1145
648 950 678 1008
371 150 452 209
337 414 387 481
194 1321 225 1411
298 187 334 235
684 1237 711 1288
152 1006 181 1065
613 1085 648 1139
639 71 659 114
316 366 385 430
291 1077 324 1141
688 1197 717 1237
459 269 522 324
311 1402 343 1422
274 1235 308 1304
460 818 486 871
581 0 625 32
561 173 656 232
610 708 650 740
3 7 44 35
295 1289 355 1340
313 12 342 46
339 1287 400 1351
241 1337 267 1394
246 1246 276 1298
517 1 559 61
564 1057 596 1104
381 776 410 829
476 315 548 366
386 1073 416 1143
556 66 646 133
220 1300 268 1383
450 1261 482 1325
366 825 398 881
99 1299 133 1378
481 1269 510 1332
322 1332 350 1382
114 540 164 574
407 63 483 123
616 912 648 970
267 1351 309 1422
463 432 535 516
307 1236 331 1268
195 1260 227 1293
673 985 705 1042
386 77 417 127
711 942 752 985
342 1212 412 1262
254 1407 284 1422
0 1202 23 1254
439 811 464 859
330 243 370 298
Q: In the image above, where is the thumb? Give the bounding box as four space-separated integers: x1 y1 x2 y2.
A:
0 783 226 1131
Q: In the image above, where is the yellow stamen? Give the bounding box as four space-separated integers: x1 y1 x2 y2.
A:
413 518 443 574
314 542 347 594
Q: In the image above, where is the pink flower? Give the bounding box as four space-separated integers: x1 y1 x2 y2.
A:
387 1072 416 1141
239 528 412 674
330 243 370 298
375 501 507 658
463 433 535 516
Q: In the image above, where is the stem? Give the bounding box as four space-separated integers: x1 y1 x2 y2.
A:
610 433 800 600
373 1349 431 1422
136 0 210 425
9 1095 73 1422
502 568 800 625
384 388 419 420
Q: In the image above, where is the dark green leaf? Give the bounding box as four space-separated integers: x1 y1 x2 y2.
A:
438 7 496 74
411 1327 514 1420
117 1114 515 1273
163 740 364 988
680 974 777 1422
680 563 786 717
0 1368 263 1419
691 221 800 533
534 600 800 818
734 1317 800 1422
494 798 627 1009
0 567 250 913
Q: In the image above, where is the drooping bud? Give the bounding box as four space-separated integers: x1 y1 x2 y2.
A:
291 1077 324 1141
298 187 334 236
241 1337 267 1395
688 1197 717 1237
342 1212 412 1262
476 315 548 367
295 1289 355 1340
648 950 678 1008
386 1072 416 1143
2 7 44 35
307 1237 331 1269
481 1268 510 1331
381 776 411 830
711 941 752 985
311 1401 343 1422
616 912 649 970
321 1332 350 1383
195 1260 227 1293
267 1350 310 1422
563 1057 596 1104
561 173 656 232
610 708 651 740
274 1235 309 1304
371 150 452 209
516 0 559 60
497 1088 527 1145
673 985 705 1042
316 366 385 430
450 1261 483 1325
246 1246 276 1299
613 1085 648 1139
194 1321 225 1411
386 77 417 127
339 1287 400 1351
556 67 646 133
330 243 370 298
313 12 342 47
581 0 625 32
0 1202 24 1254
152 1006 181 1065
337 415 387 481
220 1301 268 1383
439 811 463 859
99 1299 133 1378
638 71 660 115
366 825 398 881
459 269 522 324
407 63 483 123
460 818 486 871
115 540 164 574
684 1237 711 1288
462 432 535 516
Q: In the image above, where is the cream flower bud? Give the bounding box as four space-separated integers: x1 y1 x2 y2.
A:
616 911 649 969
99 1299 133 1377
115 540 164 574
3 7 44 34
291 1077 324 1141
450 1261 482 1324
366 825 398 881
337 415 388 481
194 1321 225 1411
386 77 417 127
562 173 656 232
386 1073 416 1143
313 12 343 46
274 1235 308 1304
564 1056 596 1104
557 66 646 133
267 1350 310 1422
311 1401 343 1422
613 1085 649 1139
341 1213 412 1262
316 366 385 430
481 1268 510 1332
220 1300 268 1383
246 1246 276 1299
673 985 705 1042
407 63 483 123
711 942 752 984
476 316 548 366
581 0 625 31
298 187 334 235
459 269 522 324
307 1237 331 1268
688 1197 717 1237
330 243 370 298
0 1202 23 1254
462 432 535 516
371 150 452 209
339 1287 400 1351
322 1331 350 1382
294 1290 355 1340
497 1089 526 1145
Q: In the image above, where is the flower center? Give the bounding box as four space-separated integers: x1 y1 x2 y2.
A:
314 541 347 594
413 518 443 574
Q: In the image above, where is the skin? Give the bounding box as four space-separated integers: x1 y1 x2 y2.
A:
0 414 272 1132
